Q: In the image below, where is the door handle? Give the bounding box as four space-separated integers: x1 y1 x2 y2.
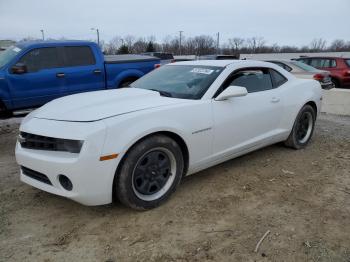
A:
271 97 280 103
56 73 65 78
93 69 102 74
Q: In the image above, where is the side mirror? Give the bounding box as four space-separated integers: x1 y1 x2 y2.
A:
11 63 27 74
215 86 248 101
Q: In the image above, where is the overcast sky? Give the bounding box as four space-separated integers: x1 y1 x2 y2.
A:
0 0 349 46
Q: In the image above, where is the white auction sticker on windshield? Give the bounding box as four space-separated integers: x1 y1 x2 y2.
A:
13 47 21 53
191 68 214 75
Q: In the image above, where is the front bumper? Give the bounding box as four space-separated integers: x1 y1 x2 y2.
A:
321 82 335 90
15 117 120 206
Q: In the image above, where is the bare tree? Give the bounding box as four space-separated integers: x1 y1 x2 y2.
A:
228 37 245 53
309 38 327 52
100 34 349 56
132 38 148 53
104 36 123 55
193 35 215 56
329 39 346 51
246 37 266 53
123 35 136 52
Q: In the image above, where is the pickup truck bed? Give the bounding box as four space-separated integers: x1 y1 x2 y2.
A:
104 55 159 64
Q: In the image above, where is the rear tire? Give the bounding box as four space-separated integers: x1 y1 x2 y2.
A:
118 77 138 88
284 105 316 149
331 78 339 89
115 135 184 210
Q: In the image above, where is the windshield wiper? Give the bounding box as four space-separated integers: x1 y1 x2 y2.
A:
149 89 172 97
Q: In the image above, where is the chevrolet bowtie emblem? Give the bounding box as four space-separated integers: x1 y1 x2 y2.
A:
17 135 26 143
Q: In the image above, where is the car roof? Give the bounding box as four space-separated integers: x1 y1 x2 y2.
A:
170 59 274 68
296 56 349 60
265 59 291 62
16 40 95 49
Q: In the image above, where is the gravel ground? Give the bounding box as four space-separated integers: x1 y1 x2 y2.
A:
0 113 349 262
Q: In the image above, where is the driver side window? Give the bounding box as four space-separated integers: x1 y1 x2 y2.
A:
17 47 62 73
227 68 274 93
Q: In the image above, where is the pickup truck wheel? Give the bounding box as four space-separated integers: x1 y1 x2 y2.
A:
115 135 184 210
118 78 138 88
284 105 316 149
0 102 12 118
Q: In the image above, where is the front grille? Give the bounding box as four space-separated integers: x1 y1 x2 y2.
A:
19 132 57 151
21 166 52 185
19 132 83 153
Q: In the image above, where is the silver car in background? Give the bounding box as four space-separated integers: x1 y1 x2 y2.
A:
266 60 334 89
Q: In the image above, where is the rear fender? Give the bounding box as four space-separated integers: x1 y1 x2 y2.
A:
109 69 144 88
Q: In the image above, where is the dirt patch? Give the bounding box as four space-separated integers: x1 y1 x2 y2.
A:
0 113 350 261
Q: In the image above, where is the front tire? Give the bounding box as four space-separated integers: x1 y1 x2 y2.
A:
0 102 12 118
284 104 316 149
115 135 184 210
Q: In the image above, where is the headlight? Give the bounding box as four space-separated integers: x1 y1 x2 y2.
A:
56 139 84 153
19 132 84 153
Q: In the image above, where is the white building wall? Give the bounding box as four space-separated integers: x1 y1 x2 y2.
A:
240 52 350 60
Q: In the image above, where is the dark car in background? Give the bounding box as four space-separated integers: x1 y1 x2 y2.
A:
295 57 350 88
141 52 174 65
266 60 334 89
198 54 239 60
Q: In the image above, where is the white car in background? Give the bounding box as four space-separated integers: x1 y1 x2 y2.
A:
16 60 322 210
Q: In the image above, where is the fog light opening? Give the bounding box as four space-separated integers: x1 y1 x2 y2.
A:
58 175 73 191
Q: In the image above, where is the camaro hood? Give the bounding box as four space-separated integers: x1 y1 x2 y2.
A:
33 88 185 122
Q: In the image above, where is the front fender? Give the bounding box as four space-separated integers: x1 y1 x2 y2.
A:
100 101 213 178
102 114 191 162
99 113 192 196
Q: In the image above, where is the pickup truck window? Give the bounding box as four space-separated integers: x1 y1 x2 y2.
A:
64 46 96 67
18 47 62 73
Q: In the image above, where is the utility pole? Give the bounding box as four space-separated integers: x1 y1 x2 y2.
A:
179 31 183 56
91 28 100 46
40 29 45 40
216 32 220 54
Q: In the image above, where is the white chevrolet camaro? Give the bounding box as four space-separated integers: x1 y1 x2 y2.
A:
16 60 322 210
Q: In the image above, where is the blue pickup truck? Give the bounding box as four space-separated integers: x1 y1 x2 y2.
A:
0 40 160 116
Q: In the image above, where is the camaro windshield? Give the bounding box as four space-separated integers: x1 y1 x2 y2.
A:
0 46 22 69
131 65 224 99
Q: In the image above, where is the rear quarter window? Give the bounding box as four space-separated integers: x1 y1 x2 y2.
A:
64 46 96 67
297 58 310 64
270 69 288 87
